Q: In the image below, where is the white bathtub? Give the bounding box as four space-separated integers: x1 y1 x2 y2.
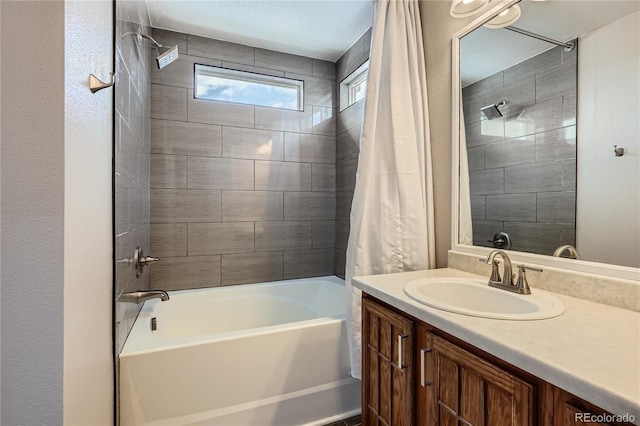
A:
119 276 361 425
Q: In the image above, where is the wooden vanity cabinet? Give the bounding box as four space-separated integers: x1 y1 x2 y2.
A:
362 294 630 426
362 296 414 425
415 323 534 425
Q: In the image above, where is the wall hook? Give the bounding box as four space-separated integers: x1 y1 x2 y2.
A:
89 72 115 94
614 145 625 157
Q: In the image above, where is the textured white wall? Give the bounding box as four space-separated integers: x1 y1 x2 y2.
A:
576 11 640 268
420 1 475 268
1 2 65 423
1 1 114 423
64 0 114 424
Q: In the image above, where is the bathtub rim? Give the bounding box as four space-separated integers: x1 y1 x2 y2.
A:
120 275 347 357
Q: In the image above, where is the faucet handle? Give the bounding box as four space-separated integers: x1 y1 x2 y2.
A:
514 265 542 295
479 257 501 282
134 247 160 278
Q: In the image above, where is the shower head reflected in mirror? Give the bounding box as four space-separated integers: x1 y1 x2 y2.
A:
123 32 179 69
481 100 506 120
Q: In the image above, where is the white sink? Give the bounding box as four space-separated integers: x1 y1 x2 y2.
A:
404 278 565 320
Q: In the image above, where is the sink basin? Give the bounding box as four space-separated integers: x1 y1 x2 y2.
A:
404 278 565 320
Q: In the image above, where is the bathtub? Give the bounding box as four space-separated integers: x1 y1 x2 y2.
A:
119 276 361 425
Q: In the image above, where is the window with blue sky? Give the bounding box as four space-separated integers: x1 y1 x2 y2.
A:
195 64 304 111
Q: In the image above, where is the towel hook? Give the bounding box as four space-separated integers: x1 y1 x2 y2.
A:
89 72 115 93
614 145 625 157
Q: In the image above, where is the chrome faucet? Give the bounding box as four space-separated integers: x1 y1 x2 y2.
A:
553 244 580 259
480 250 542 295
120 290 169 304
483 249 513 287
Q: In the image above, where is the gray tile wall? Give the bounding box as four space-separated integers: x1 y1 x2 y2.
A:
334 29 371 278
114 2 152 354
149 29 337 290
462 44 577 256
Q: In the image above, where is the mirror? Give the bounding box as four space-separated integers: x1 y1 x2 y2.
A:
456 1 640 269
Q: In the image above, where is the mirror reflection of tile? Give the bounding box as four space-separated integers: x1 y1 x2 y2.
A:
462 44 577 257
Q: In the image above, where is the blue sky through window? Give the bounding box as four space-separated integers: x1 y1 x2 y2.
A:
195 66 302 110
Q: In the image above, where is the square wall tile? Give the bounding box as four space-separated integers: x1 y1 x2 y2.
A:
336 126 360 164
336 159 357 193
537 191 576 223
222 252 284 285
284 249 335 279
254 161 312 191
469 169 504 196
485 193 537 223
535 127 576 163
188 222 254 255
222 127 284 161
312 164 336 192
286 72 336 108
151 119 222 157
312 59 336 80
222 191 283 222
151 223 187 257
505 162 563 194
337 100 364 134
255 48 312 75
483 136 535 169
284 133 335 164
187 157 254 190
255 106 313 133
151 189 221 223
255 221 312 252
151 84 187 121
284 192 335 220
150 154 186 189
187 34 255 65
150 255 221 290
312 220 336 249
312 106 336 136
188 90 255 127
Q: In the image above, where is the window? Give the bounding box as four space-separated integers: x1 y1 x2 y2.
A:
195 64 304 111
340 60 369 111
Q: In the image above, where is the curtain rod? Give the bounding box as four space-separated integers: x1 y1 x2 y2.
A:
505 26 576 51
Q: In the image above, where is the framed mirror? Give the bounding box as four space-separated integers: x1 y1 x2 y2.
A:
451 0 640 280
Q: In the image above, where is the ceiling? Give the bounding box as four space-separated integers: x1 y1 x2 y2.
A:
460 1 640 86
145 0 374 62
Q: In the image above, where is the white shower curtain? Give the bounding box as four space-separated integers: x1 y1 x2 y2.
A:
345 0 435 380
459 97 474 245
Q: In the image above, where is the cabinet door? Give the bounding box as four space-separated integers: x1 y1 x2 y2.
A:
362 297 414 426
416 326 534 426
553 388 632 426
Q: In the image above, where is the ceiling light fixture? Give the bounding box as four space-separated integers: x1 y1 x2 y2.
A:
450 0 489 18
483 4 522 29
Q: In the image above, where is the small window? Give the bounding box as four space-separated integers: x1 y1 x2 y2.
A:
195 64 304 111
340 60 369 111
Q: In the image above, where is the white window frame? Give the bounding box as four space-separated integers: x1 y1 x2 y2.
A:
194 64 304 111
339 60 369 111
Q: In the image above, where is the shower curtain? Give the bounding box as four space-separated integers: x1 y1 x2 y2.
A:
459 98 474 245
345 0 435 380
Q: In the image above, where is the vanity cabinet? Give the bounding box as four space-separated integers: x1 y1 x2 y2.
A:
362 294 631 426
415 324 534 425
362 296 414 425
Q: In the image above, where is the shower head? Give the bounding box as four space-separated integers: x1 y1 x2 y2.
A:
481 100 506 120
124 32 179 69
155 45 179 69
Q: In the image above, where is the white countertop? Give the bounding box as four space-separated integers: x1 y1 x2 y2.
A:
353 268 640 422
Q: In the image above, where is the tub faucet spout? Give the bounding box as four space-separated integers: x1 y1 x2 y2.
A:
120 290 169 304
